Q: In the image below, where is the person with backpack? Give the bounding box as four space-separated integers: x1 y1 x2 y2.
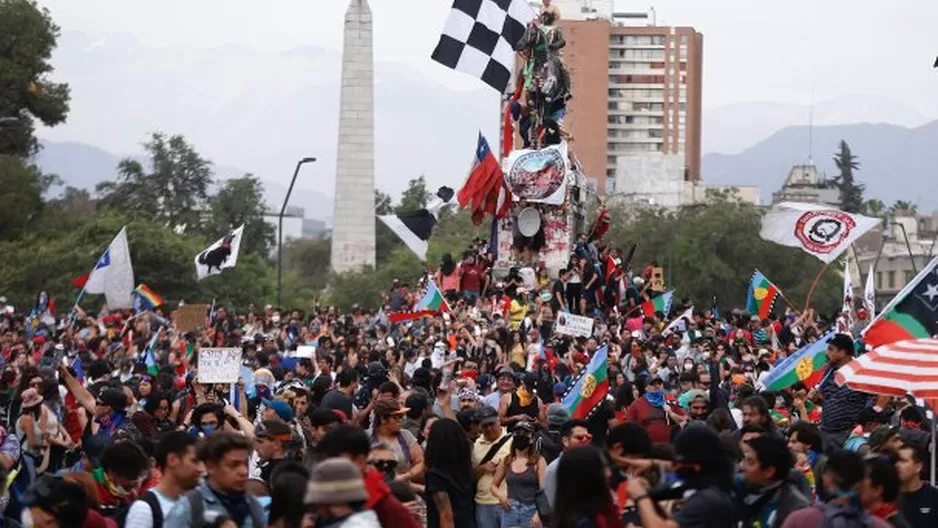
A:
62 440 151 520
369 398 424 483
164 432 266 528
473 405 514 528
535 403 568 464
124 431 202 528
782 450 891 528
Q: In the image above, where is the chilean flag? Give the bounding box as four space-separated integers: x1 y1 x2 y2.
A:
457 133 512 225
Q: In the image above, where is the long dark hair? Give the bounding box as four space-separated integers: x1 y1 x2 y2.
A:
425 419 473 482
440 253 456 276
614 381 634 411
551 447 614 528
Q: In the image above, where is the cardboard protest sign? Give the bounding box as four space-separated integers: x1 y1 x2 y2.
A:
555 311 594 338
197 347 242 384
174 304 208 333
649 267 666 292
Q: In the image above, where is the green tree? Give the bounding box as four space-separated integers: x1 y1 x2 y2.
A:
0 0 70 156
374 188 402 262
396 175 431 214
0 155 58 240
832 140 864 213
0 212 275 310
97 133 214 232
604 192 841 314
280 236 332 308
889 200 918 217
863 198 887 218
208 175 274 256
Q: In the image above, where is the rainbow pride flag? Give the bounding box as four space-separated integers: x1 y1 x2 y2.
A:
133 283 164 311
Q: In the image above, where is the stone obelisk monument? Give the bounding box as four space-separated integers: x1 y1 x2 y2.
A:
331 0 376 272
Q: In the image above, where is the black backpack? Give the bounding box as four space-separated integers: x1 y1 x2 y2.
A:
114 491 163 528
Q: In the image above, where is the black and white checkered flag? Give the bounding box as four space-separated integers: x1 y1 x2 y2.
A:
431 0 536 93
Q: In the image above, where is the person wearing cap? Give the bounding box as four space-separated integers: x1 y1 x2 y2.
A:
15 388 48 464
254 419 295 487
685 389 711 422
57 363 140 444
318 424 422 528
537 403 569 464
490 421 545 528
868 425 903 458
498 372 545 429
305 457 381 527
482 367 517 410
472 405 512 528
370 398 424 483
625 374 677 444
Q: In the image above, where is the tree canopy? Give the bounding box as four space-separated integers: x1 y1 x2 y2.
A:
832 140 864 213
0 0 70 156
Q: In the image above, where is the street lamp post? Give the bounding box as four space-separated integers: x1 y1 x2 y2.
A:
278 157 316 308
892 221 918 275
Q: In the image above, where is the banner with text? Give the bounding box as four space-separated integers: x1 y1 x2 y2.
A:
555 311 594 338
198 347 242 384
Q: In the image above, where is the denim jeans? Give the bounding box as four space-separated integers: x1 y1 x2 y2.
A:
476 503 503 528
501 499 537 528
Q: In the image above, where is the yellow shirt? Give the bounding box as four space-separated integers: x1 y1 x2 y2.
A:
472 430 512 505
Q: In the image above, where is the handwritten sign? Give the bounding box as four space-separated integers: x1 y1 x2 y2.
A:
197 348 242 384
555 311 594 338
175 304 208 333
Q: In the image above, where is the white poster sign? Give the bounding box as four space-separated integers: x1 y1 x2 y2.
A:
197 347 242 384
555 311 594 338
293 346 316 359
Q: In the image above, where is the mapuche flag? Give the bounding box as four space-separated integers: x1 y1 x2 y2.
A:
389 280 450 323
642 291 673 317
747 270 781 320
864 256 938 348
759 331 836 391
562 345 610 419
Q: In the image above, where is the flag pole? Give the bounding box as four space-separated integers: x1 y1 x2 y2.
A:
803 261 831 312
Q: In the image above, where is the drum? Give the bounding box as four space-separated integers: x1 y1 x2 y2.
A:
517 207 542 237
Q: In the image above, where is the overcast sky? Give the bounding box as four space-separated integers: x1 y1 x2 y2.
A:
41 0 938 115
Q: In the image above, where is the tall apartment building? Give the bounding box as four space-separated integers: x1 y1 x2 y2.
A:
547 3 702 196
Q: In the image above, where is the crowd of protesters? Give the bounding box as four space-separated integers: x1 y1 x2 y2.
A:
0 229 937 528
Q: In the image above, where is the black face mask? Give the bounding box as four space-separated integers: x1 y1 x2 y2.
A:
513 435 531 451
373 460 397 480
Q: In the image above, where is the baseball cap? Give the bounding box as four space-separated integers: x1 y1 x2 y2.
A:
546 403 570 427
97 388 128 410
263 399 295 422
477 405 499 426
255 419 294 442
868 424 900 451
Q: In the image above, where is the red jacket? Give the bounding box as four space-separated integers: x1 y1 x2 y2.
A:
625 398 674 445
363 468 421 528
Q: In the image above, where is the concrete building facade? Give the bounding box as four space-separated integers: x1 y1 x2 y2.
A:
559 15 702 194
331 0 376 273
771 164 840 207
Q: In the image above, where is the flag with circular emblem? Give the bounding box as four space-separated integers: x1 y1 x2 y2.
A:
760 331 836 391
747 270 781 320
561 345 609 419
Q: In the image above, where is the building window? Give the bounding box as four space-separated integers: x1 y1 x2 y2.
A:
607 156 616 164
876 272 882 289
608 102 618 110
905 270 914 285
888 271 896 289
606 179 616 193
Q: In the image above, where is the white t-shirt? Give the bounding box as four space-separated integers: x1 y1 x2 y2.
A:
124 489 179 528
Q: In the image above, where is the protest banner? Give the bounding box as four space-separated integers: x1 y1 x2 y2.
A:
555 311 594 338
174 304 208 333
294 345 316 359
197 347 242 384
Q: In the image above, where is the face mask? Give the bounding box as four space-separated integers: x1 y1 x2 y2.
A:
200 424 216 436
645 392 665 407
684 363 694 371
513 435 531 451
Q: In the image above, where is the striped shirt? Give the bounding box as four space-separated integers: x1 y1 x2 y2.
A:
819 367 868 433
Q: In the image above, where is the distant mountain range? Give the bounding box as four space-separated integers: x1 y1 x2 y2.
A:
703 95 931 155
35 31 499 224
701 120 938 210
35 139 333 221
